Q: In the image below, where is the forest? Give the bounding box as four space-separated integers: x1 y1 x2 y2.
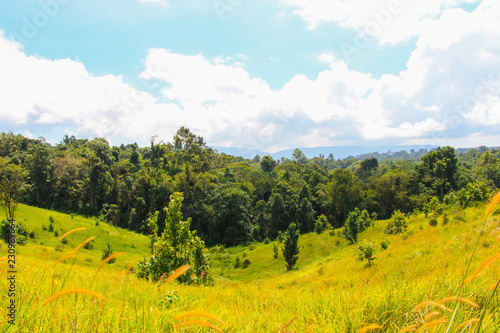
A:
1 128 499 248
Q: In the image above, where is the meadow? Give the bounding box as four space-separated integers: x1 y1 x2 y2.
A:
1 200 500 332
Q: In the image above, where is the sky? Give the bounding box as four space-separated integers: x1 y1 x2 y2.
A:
0 0 499 153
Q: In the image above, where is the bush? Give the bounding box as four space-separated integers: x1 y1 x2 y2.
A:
273 242 279 259
442 213 449 225
263 237 270 244
242 259 251 269
429 218 438 227
84 239 94 250
357 240 378 266
54 231 59 237
233 256 241 268
61 238 68 245
102 243 116 264
137 192 212 285
314 214 329 234
342 208 374 243
380 240 389 250
384 210 408 235
0 219 29 246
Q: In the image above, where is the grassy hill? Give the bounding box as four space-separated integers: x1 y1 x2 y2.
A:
1 203 499 332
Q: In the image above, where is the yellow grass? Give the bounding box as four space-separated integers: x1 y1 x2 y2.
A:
59 227 86 241
98 252 125 270
358 323 382 332
462 252 500 285
415 319 448 332
413 301 452 313
175 311 225 324
438 296 480 309
399 324 418 332
458 318 479 330
71 236 95 255
42 289 106 305
164 264 192 284
53 254 76 266
176 320 223 332
485 190 500 218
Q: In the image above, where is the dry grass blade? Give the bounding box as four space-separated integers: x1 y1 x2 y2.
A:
413 301 452 313
444 239 453 252
71 237 95 255
489 276 500 291
43 289 106 305
164 265 191 284
485 190 500 219
438 296 480 309
398 324 418 333
424 311 440 321
275 316 297 333
53 254 76 267
59 227 86 241
495 234 500 250
415 319 448 333
176 320 223 332
458 318 479 330
98 252 125 270
461 253 500 286
175 311 224 324
358 323 382 332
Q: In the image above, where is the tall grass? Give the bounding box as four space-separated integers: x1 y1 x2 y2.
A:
0 199 499 332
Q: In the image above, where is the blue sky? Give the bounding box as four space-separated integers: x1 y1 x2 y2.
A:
0 0 499 152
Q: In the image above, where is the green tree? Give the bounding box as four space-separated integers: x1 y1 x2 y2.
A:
327 169 363 227
292 149 307 164
384 210 408 235
0 157 30 220
342 208 373 243
137 192 211 285
260 155 277 172
314 214 329 234
357 240 378 266
282 222 300 271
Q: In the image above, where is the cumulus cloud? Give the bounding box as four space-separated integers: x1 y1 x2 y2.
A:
280 0 479 44
1 0 499 150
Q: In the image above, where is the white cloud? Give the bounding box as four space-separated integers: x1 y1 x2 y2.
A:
1 0 500 150
280 0 480 44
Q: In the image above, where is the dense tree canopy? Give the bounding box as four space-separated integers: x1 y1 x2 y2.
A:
1 128 499 248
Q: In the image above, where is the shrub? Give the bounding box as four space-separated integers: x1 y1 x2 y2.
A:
102 243 116 264
342 208 374 243
263 237 270 244
0 219 29 246
429 218 438 227
61 238 68 245
357 240 378 266
54 231 59 237
380 240 389 250
84 239 95 250
384 210 408 235
137 192 212 285
233 257 241 268
273 242 279 259
314 214 329 234
442 213 449 225
242 259 251 269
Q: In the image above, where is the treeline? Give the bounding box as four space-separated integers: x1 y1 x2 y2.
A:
1 129 499 247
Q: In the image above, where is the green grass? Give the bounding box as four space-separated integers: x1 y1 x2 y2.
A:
0 203 499 332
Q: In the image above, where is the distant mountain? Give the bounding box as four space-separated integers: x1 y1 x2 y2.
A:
210 145 439 160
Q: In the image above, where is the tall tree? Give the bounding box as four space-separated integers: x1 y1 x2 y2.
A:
0 157 30 220
282 222 300 271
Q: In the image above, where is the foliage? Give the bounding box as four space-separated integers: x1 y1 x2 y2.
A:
102 243 116 263
314 214 329 234
342 208 374 243
0 218 29 245
137 192 212 285
242 259 251 269
282 222 300 271
0 157 30 220
273 242 279 259
384 210 408 235
357 240 377 266
429 218 438 227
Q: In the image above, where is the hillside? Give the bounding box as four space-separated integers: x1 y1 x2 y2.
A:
1 203 500 331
